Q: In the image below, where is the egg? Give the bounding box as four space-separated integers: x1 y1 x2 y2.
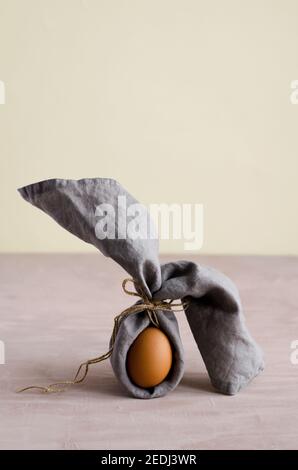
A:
126 326 173 388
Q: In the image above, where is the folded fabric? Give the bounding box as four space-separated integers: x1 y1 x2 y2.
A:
18 178 264 397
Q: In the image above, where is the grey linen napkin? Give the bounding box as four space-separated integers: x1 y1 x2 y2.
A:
18 178 264 398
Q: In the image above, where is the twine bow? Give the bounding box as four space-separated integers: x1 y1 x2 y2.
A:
17 278 187 394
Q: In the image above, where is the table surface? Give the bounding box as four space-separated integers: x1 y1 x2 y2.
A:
0 254 297 450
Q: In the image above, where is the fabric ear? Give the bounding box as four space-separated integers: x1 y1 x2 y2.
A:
18 178 161 297
153 261 264 395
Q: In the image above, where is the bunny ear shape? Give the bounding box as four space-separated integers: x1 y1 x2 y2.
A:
18 178 161 297
153 261 264 395
18 179 264 397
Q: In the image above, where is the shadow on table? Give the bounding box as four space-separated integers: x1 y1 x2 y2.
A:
15 364 215 398
15 361 129 399
179 372 215 394
77 372 130 398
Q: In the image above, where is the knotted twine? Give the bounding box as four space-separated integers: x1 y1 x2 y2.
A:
17 278 187 394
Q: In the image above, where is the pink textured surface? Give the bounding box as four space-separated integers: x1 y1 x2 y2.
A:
0 254 297 450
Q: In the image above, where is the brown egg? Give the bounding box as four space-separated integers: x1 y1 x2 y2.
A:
126 326 173 388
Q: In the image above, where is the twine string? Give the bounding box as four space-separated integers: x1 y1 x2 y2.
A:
17 278 187 394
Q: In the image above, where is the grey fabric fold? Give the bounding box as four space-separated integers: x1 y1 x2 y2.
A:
18 177 264 398
18 178 161 297
154 261 264 394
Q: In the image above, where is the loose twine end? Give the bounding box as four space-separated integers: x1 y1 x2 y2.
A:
17 278 188 395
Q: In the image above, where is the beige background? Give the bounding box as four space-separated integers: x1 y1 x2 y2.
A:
0 0 297 254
